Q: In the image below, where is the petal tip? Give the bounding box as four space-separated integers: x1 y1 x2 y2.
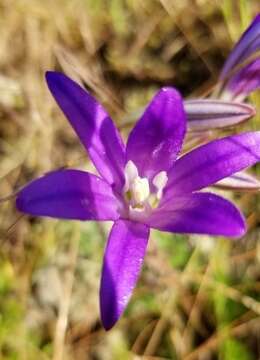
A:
45 70 56 80
16 188 30 213
45 70 65 85
15 194 23 213
160 86 182 99
250 105 256 117
254 13 260 23
230 213 247 239
101 314 118 331
232 227 246 239
100 297 121 331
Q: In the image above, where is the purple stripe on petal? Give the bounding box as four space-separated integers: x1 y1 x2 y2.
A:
185 99 255 130
126 87 186 179
220 14 260 79
223 58 260 101
148 192 245 237
100 219 149 330
46 72 126 190
214 171 260 191
164 132 260 198
16 170 119 221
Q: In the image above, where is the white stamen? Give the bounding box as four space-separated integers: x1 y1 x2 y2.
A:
152 171 168 199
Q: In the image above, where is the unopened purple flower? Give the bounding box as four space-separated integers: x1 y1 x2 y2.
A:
186 14 260 130
16 72 260 330
185 14 260 192
220 14 260 82
222 58 260 102
185 99 256 131
220 13 260 101
215 170 260 191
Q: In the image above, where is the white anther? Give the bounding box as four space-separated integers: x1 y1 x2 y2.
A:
124 160 138 191
152 171 168 199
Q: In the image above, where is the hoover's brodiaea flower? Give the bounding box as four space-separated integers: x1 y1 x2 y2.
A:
186 13 260 130
16 72 260 330
220 14 260 83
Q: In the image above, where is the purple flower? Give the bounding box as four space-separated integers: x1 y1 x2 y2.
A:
220 14 260 82
185 14 260 192
185 99 256 131
16 72 260 330
186 14 260 130
215 170 260 192
222 58 260 102
220 13 260 101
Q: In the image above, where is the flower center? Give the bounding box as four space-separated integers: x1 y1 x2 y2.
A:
123 160 168 217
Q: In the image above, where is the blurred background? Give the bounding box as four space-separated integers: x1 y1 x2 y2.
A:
0 0 259 359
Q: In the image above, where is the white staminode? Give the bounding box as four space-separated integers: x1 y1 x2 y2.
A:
124 160 168 211
153 171 168 200
124 160 138 192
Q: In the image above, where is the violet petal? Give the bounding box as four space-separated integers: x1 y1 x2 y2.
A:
126 87 186 179
223 58 260 101
220 14 260 80
16 169 119 220
185 99 255 130
148 192 245 237
100 219 149 330
164 132 260 198
46 72 126 190
214 171 260 191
